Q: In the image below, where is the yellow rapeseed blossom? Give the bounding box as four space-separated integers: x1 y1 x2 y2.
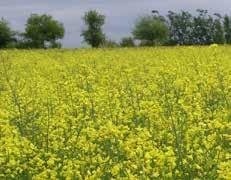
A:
0 47 230 179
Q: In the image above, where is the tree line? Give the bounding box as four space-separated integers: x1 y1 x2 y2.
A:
1 9 231 49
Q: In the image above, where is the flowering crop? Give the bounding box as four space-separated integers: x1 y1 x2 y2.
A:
0 46 230 179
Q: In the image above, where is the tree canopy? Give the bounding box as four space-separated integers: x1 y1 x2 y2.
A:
132 15 169 46
23 14 65 48
120 37 135 47
0 18 16 48
1 9 231 48
224 15 231 44
81 10 106 48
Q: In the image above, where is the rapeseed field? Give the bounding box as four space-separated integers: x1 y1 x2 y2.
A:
0 46 230 179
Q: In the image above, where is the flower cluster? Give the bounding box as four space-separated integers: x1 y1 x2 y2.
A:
0 47 230 179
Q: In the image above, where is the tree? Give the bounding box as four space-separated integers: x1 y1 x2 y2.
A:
167 11 193 45
191 9 214 45
101 39 119 48
167 10 225 45
0 18 16 48
81 10 106 48
212 13 224 44
120 37 135 47
24 14 64 48
224 15 231 44
132 15 169 46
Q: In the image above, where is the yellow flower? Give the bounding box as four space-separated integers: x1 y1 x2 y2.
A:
111 164 120 176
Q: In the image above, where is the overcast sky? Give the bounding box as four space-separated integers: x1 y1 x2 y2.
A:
0 0 230 47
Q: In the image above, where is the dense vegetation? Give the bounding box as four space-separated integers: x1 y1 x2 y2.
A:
0 46 230 179
1 9 231 48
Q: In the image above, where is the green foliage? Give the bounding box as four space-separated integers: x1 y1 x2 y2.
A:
212 14 225 44
191 9 214 45
23 14 64 48
81 10 106 48
2 9 231 48
224 15 231 44
167 11 193 45
0 18 16 48
167 9 226 45
132 15 169 46
120 37 135 47
101 39 119 48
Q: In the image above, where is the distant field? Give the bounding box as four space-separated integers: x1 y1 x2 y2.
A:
0 47 230 179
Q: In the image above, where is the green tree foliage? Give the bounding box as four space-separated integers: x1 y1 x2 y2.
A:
81 10 106 48
0 18 16 48
23 14 64 48
120 37 135 47
167 11 193 45
212 13 225 44
101 39 119 48
132 15 169 46
191 9 214 45
223 15 231 44
167 9 226 45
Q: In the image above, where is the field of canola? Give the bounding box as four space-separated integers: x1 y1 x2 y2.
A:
0 46 230 179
